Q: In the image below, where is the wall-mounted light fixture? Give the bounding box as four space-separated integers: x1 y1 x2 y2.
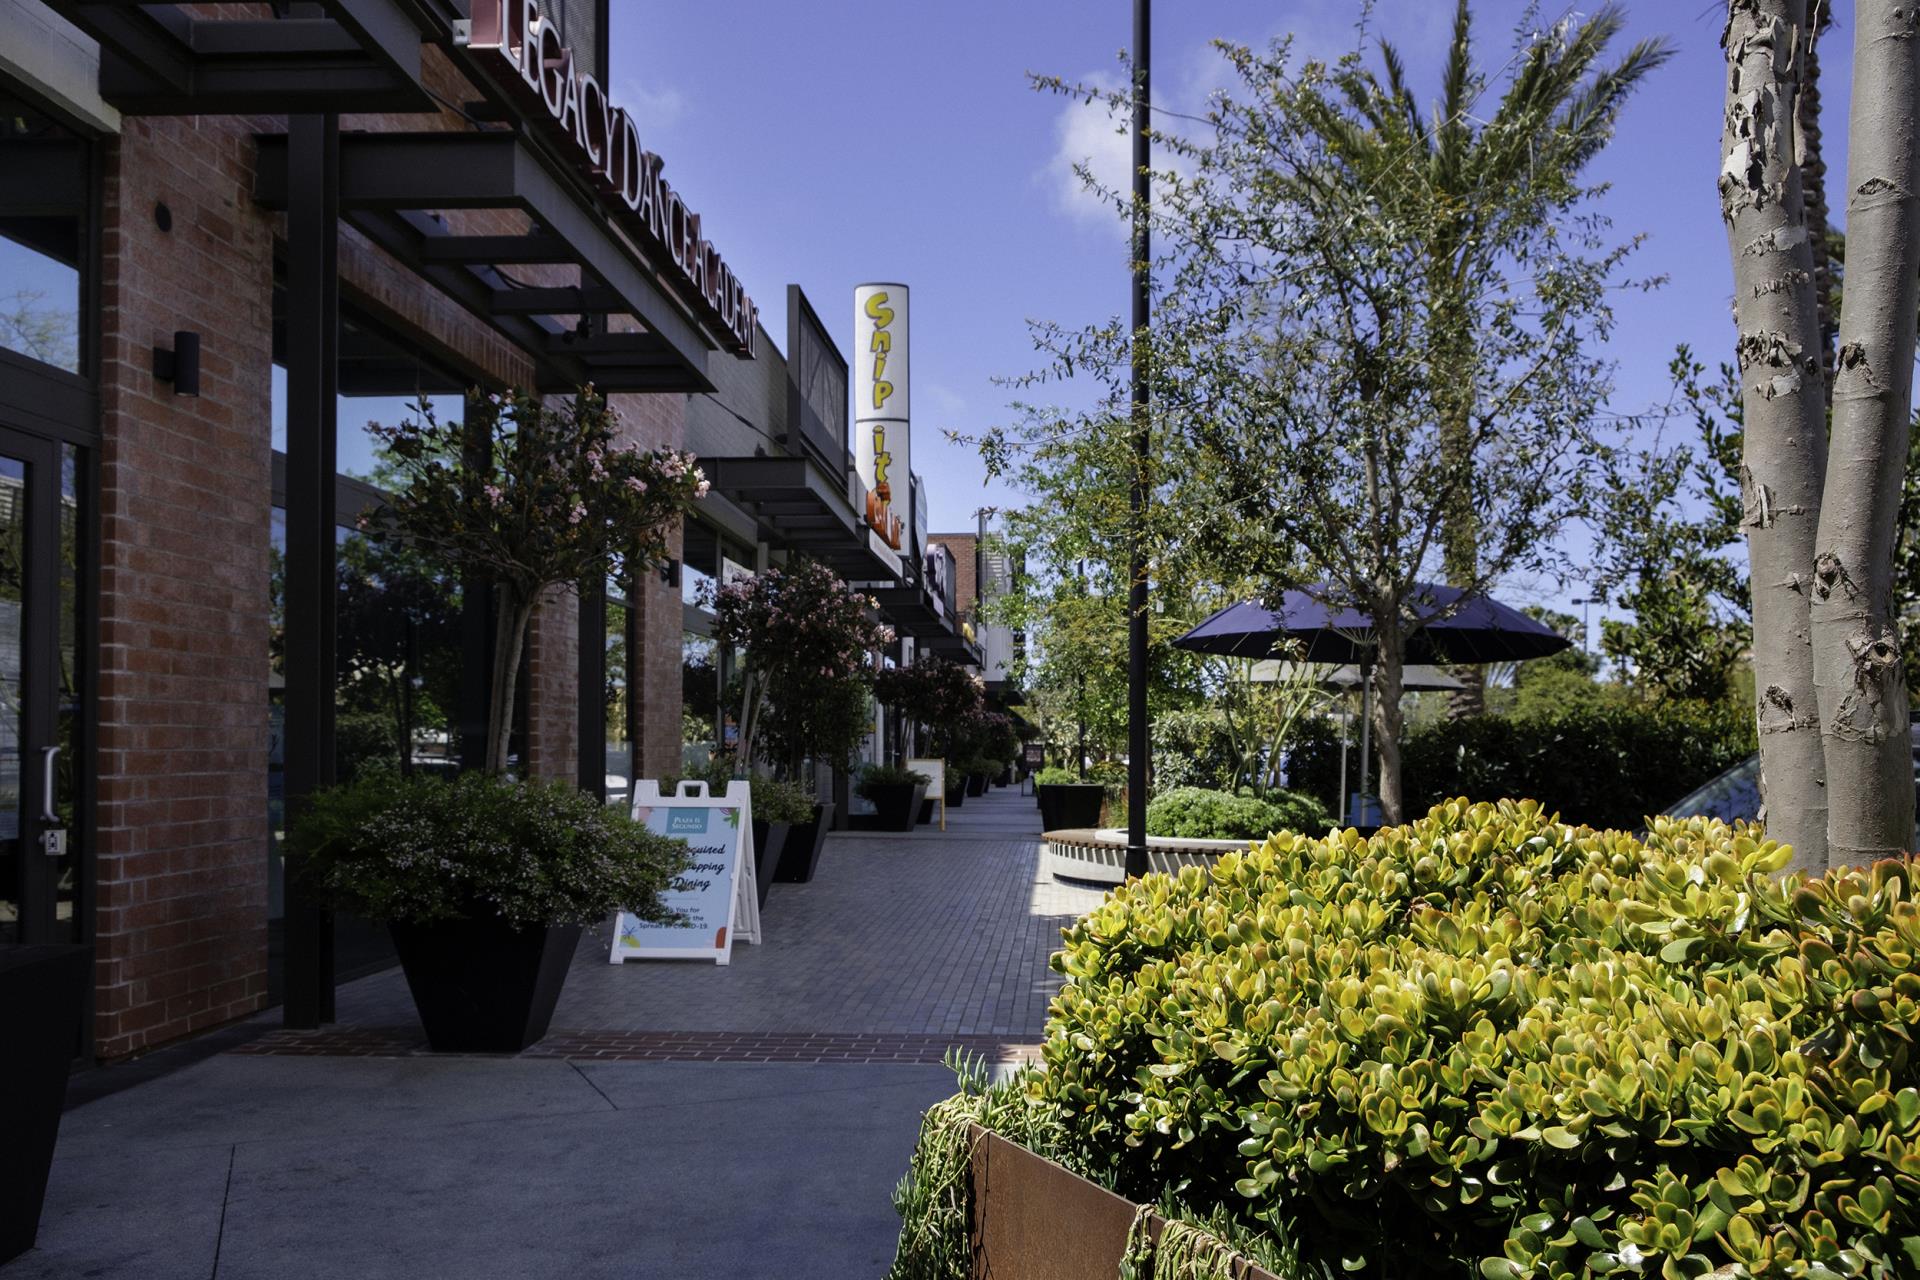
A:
152 330 201 397
659 558 681 588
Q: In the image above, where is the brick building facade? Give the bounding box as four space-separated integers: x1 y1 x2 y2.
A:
4 0 976 1062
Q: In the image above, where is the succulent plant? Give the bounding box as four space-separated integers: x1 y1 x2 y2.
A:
1035 799 1920 1280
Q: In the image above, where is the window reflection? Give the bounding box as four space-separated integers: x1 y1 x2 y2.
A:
0 101 84 374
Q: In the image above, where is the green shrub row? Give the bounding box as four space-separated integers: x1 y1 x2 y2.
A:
1033 800 1919 1279
1284 702 1755 830
1145 787 1331 841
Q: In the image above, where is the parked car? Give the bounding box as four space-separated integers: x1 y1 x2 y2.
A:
1663 725 1920 845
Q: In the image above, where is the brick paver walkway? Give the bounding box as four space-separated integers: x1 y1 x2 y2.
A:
256 785 1103 1057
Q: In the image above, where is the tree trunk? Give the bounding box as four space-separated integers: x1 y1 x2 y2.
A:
1800 6 1839 398
1721 0 1830 872
485 586 534 775
1810 0 1920 868
1371 627 1407 826
1432 254 1486 722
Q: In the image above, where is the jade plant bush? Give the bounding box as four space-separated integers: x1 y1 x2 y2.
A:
1028 799 1920 1279
1034 766 1081 786
288 772 688 927
1144 786 1331 841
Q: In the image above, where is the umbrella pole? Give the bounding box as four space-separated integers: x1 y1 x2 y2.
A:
1337 692 1349 823
1358 661 1372 823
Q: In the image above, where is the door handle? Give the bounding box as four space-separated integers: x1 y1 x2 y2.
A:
40 744 59 824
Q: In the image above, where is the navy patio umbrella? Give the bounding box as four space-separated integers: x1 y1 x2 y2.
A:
1174 582 1572 666
1174 583 1572 823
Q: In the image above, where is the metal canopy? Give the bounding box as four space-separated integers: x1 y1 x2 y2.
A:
699 455 898 581
253 131 715 394
871 585 956 641
45 0 453 115
919 627 984 664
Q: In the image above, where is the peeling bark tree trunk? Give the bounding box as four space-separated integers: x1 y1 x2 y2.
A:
1800 6 1840 397
1721 0 1830 871
485 585 536 776
1810 0 1920 868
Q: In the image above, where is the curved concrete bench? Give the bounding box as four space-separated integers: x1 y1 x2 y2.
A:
1043 827 1254 885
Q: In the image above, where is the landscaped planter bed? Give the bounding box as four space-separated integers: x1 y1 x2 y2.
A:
966 1126 1282 1280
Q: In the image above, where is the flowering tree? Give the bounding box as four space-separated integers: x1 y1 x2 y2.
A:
872 655 985 758
710 558 894 776
367 386 707 774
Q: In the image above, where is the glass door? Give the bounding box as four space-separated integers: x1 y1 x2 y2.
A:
0 426 74 944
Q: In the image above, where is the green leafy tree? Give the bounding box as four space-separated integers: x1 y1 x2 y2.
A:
999 14 1651 822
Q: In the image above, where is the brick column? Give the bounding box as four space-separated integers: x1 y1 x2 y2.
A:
608 392 688 781
93 118 275 1058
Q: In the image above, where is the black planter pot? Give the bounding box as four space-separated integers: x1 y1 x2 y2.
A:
773 802 836 882
862 783 920 831
945 784 966 810
0 944 90 1266
388 918 580 1052
918 796 937 824
966 774 987 797
1038 783 1106 831
750 820 790 909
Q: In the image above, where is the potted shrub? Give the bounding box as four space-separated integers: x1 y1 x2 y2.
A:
1144 786 1331 840
856 763 931 832
1035 765 1104 831
745 773 814 905
290 773 686 1051
294 384 706 1050
712 559 892 880
962 756 994 797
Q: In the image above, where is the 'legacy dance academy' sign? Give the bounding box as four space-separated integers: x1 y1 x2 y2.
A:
853 284 910 551
609 781 761 965
461 1 759 356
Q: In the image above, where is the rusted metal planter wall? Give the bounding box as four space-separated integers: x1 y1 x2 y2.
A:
967 1126 1283 1280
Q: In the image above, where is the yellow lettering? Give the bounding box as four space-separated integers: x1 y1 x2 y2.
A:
864 291 894 326
873 380 893 411
870 330 892 354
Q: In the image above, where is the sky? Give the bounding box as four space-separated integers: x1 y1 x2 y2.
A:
609 0 1857 648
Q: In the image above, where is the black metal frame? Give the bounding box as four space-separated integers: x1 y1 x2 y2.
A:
43 0 457 116
253 131 716 394
784 284 851 477
279 114 340 1029
0 88 103 1059
697 455 898 583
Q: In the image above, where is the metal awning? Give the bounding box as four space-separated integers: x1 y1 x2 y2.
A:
254 131 714 394
919 628 983 663
871 585 955 641
43 0 454 114
699 455 899 581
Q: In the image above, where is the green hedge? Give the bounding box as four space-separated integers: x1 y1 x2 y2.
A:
1284 703 1755 830
1145 787 1330 841
1402 701 1755 830
1029 800 1919 1279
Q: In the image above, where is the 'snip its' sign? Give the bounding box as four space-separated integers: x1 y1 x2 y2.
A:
853 284 910 550
462 0 758 357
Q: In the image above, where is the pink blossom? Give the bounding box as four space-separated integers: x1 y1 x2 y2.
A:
569 501 586 525
625 476 648 495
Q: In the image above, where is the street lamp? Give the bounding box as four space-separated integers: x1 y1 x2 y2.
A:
1124 0 1151 879
1570 594 1599 653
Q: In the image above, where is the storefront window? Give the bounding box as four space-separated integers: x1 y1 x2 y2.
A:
0 100 85 374
267 311 477 995
682 632 719 770
605 573 632 804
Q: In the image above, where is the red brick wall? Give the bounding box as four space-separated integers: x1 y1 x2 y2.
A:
93 114 277 1059
80 42 695 1057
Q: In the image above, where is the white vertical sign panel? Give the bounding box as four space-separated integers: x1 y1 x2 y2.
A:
853 283 910 557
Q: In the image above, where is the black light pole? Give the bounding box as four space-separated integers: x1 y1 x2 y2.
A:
1125 0 1151 879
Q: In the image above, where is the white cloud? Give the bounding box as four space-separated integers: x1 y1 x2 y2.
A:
1046 71 1133 233
611 77 685 138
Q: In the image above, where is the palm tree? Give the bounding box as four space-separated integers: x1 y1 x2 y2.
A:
1294 1 1672 715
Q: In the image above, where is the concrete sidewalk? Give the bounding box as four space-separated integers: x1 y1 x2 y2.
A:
16 786 1093 1279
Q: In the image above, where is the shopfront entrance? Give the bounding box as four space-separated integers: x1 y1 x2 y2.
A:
0 425 81 946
